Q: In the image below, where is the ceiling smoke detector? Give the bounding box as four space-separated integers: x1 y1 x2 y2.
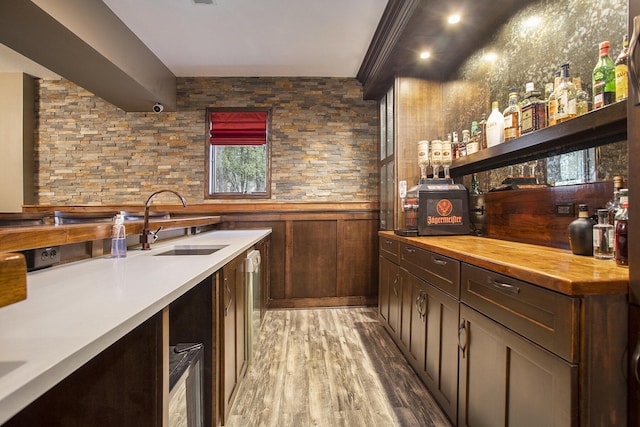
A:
192 0 214 4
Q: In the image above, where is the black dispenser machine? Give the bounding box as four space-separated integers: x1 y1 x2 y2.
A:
401 177 470 236
397 139 471 236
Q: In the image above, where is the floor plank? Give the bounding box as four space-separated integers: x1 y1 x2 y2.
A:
226 307 453 427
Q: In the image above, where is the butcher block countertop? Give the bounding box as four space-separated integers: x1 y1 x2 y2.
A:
379 231 629 296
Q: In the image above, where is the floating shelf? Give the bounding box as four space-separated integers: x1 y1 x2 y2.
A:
450 100 627 177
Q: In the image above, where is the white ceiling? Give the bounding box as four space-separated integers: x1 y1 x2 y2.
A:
0 0 388 79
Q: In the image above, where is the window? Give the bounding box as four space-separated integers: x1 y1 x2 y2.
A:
206 108 271 199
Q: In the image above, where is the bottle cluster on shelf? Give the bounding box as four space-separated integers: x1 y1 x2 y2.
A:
444 35 629 160
568 175 628 267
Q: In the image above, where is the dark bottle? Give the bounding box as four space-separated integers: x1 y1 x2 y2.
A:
568 204 595 256
615 189 629 266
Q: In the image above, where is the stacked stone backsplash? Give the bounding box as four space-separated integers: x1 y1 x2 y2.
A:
34 77 378 205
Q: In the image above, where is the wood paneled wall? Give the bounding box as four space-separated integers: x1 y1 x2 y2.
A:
483 181 613 249
219 208 379 309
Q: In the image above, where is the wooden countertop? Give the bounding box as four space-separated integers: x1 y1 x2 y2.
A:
379 231 629 296
0 216 222 253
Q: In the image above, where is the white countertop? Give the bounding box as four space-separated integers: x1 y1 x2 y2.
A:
0 228 271 424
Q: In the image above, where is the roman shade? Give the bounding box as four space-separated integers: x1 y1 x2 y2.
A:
210 111 267 145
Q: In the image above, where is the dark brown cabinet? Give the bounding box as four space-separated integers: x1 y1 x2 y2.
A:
219 252 247 425
457 304 576 427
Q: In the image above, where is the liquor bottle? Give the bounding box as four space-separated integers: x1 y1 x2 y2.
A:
593 209 615 260
592 41 616 109
568 204 595 256
615 189 629 266
573 77 590 117
615 35 629 102
441 139 453 178
459 130 470 157
486 101 505 147
477 113 487 150
467 122 480 155
521 82 547 134
607 175 624 226
552 64 577 124
503 88 521 141
547 70 561 126
470 173 482 195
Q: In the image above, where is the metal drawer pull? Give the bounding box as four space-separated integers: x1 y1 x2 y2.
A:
405 247 416 253
632 339 640 384
458 321 467 358
489 278 520 295
385 240 393 245
224 278 233 316
432 257 447 266
392 276 398 297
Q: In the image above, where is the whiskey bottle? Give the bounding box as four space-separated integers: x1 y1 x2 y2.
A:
615 35 629 102
547 71 561 126
615 189 629 266
459 130 470 157
573 77 590 117
503 88 521 141
467 122 480 155
607 175 624 226
592 41 616 109
553 64 577 123
477 113 487 150
486 101 505 147
520 82 547 134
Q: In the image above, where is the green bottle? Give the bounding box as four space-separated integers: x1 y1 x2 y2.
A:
592 41 616 109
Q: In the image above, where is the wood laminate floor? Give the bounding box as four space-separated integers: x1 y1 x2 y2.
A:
226 307 453 427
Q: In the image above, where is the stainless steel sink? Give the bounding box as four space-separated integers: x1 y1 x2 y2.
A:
154 244 228 256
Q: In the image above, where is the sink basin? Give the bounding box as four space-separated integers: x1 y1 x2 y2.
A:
154 245 228 256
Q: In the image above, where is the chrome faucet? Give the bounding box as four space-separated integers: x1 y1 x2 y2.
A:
140 189 188 250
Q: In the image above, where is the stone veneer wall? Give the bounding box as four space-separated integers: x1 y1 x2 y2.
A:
34 77 378 205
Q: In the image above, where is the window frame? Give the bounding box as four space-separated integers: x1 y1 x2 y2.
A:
205 107 272 200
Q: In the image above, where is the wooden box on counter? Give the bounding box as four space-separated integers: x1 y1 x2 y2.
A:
0 253 27 308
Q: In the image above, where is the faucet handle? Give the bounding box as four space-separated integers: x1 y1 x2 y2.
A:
149 226 163 243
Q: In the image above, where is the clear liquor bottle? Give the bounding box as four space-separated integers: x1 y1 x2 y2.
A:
615 35 629 102
593 209 615 260
467 122 480 155
573 77 590 117
547 70 561 126
592 41 616 109
477 113 487 150
503 88 521 141
607 175 624 226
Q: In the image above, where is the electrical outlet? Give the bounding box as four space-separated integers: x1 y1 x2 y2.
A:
556 204 574 216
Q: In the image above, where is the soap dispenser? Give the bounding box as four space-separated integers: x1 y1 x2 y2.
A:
111 214 127 258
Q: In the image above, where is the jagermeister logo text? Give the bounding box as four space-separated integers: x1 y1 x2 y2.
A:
427 199 463 225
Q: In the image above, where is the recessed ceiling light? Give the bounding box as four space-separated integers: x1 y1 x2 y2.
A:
448 14 461 25
523 15 542 27
420 51 431 59
483 52 498 62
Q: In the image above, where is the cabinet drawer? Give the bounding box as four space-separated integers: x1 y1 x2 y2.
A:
400 243 460 298
379 236 399 263
461 263 579 362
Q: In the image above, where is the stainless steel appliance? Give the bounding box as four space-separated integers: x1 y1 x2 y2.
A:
246 249 262 365
168 343 204 427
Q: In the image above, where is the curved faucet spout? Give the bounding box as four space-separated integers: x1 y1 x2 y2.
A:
140 189 188 250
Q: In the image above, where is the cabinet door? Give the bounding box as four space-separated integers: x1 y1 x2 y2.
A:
387 260 401 334
398 269 426 364
378 255 393 324
233 254 246 384
458 304 576 427
424 283 458 423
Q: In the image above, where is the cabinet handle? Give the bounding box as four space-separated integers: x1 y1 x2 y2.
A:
630 15 640 105
488 278 520 295
224 277 233 316
632 338 640 384
431 257 447 266
385 240 393 245
458 320 468 358
404 247 416 254
392 276 398 297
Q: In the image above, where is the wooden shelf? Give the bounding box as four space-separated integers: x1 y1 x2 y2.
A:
450 100 627 177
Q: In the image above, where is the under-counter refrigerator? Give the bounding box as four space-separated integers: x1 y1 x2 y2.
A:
629 0 640 423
